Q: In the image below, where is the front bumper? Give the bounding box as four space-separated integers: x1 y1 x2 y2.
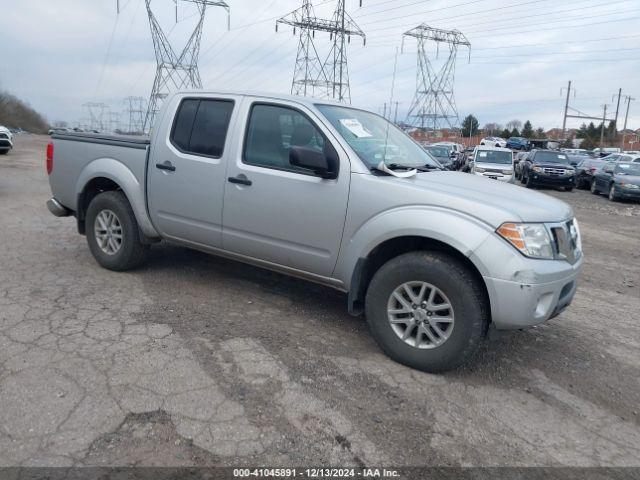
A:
616 185 640 200
474 171 514 182
529 173 575 186
483 255 582 329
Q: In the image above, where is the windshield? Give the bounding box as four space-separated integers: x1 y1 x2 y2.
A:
475 150 512 165
616 163 640 175
316 104 441 169
535 151 570 164
425 146 450 158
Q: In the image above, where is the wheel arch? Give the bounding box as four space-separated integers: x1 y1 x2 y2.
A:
75 158 158 239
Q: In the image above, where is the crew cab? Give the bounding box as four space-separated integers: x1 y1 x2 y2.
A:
46 91 583 373
0 126 13 155
520 149 576 191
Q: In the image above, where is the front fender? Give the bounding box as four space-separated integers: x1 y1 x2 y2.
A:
75 158 158 238
335 206 495 289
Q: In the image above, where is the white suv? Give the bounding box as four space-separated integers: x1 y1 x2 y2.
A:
480 136 507 148
0 126 13 155
471 146 514 182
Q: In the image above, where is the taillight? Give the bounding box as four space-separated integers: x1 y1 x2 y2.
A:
46 142 54 175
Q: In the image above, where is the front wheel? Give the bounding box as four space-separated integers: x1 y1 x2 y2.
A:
609 184 619 202
564 185 574 192
86 191 149 271
590 179 599 195
365 252 488 373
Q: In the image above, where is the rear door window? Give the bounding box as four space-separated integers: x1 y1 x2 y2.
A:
171 99 234 158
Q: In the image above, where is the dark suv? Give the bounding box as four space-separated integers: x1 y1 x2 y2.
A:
521 150 576 191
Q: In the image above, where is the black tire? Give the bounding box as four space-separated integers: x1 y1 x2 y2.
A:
564 185 574 192
590 179 599 195
608 184 618 202
86 191 149 271
525 173 535 188
364 251 489 373
0 150 8 155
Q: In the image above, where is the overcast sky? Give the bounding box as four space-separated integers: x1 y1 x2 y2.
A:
1 0 639 131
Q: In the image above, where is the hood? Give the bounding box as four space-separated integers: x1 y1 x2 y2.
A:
384 171 574 227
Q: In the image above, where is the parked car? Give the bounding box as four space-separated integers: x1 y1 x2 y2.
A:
506 137 529 151
470 146 514 182
566 154 589 167
424 145 455 170
520 149 576 191
514 151 529 180
46 91 583 373
591 147 621 157
590 161 640 201
0 126 13 155
480 136 507 148
48 127 71 135
575 157 607 189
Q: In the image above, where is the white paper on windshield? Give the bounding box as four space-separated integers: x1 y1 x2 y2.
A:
376 161 417 178
340 119 372 138
558 154 567 159
478 152 488 157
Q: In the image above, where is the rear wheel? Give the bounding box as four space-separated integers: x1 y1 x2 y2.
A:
564 185 574 192
86 191 149 271
365 252 488 373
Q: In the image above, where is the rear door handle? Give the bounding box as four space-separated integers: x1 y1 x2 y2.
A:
228 175 252 186
156 161 176 172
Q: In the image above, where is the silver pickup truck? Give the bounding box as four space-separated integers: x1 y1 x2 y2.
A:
47 91 582 372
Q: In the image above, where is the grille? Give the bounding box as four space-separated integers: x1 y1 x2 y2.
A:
485 168 506 174
543 167 567 175
550 220 581 264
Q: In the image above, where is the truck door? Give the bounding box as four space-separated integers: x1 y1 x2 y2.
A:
222 100 350 277
147 95 237 248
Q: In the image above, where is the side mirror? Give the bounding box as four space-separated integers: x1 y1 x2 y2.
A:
604 167 614 174
289 146 338 179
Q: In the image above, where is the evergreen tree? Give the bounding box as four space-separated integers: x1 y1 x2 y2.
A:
461 114 479 137
587 122 598 139
500 128 511 138
534 127 545 139
521 120 534 138
576 123 588 139
510 128 520 137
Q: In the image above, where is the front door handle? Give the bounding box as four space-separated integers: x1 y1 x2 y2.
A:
156 161 176 172
228 175 252 186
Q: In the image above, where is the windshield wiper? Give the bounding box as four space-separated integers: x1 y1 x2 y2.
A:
388 163 440 173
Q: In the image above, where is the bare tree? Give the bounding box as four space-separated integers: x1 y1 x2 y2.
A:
483 123 501 135
506 119 522 131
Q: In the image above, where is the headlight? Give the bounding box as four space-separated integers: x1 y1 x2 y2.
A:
532 166 542 172
475 167 486 173
502 169 513 175
497 223 554 259
622 182 639 189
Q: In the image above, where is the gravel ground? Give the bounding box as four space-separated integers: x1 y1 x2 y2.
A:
0 135 639 468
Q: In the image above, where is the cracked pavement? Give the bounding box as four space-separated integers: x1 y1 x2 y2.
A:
0 135 639 467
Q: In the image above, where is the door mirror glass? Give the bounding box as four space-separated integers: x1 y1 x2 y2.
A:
289 146 337 179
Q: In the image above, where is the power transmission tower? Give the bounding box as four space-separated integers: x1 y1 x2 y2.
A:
109 111 122 133
277 0 331 98
326 0 365 103
139 0 230 132
277 0 365 103
403 25 470 133
82 103 110 132
124 96 147 134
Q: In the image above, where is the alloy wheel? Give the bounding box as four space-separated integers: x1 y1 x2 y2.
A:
387 281 455 349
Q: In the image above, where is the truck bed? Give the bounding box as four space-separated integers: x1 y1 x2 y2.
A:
48 132 151 214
